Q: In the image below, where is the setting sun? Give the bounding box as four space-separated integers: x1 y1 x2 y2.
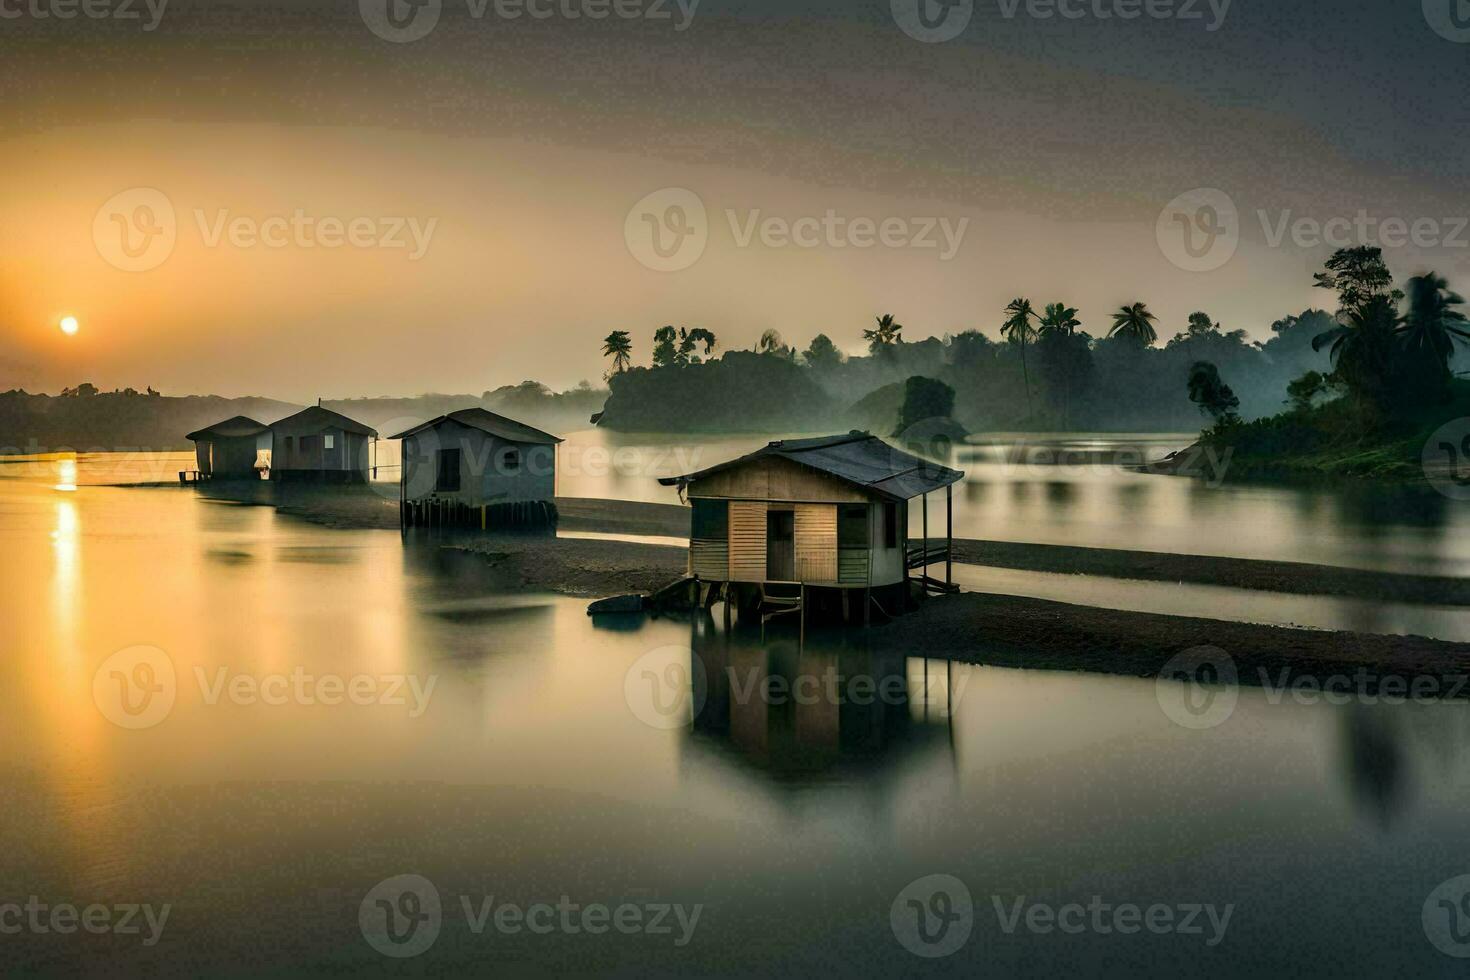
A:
58 316 78 336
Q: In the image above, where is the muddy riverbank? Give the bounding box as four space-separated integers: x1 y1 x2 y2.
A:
868 592 1470 691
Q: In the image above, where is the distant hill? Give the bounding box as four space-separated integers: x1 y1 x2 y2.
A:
0 389 302 453
0 381 607 454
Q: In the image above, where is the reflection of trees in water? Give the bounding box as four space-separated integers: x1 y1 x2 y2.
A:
1043 481 1076 508
1340 706 1409 830
1333 485 1449 532
1335 702 1470 829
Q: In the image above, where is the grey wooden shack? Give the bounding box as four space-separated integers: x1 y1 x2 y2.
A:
391 408 562 528
269 405 378 483
185 416 270 480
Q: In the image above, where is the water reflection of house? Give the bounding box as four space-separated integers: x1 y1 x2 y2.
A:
685 628 956 787
659 432 964 622
184 416 270 480
391 409 561 529
268 405 378 483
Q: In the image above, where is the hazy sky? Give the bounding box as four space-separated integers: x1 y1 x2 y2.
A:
3 0 1469 400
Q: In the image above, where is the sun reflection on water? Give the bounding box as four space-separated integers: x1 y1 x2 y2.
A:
53 456 77 492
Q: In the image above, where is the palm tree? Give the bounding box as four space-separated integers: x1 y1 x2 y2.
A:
652 325 678 368
1038 303 1080 337
863 314 903 356
1312 294 1401 403
601 330 632 374
673 327 718 366
1108 302 1158 347
1038 302 1082 424
1399 272 1470 381
1001 297 1037 418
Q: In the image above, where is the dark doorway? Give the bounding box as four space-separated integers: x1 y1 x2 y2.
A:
766 509 795 581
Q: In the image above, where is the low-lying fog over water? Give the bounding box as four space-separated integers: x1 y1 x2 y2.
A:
2 451 1468 974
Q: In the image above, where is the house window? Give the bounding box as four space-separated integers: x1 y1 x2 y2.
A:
436 448 461 492
301 435 317 453
838 504 869 549
324 434 335 450
883 502 898 548
691 499 728 540
501 448 520 473
284 436 294 453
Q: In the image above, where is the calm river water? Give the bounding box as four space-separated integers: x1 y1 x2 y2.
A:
2 447 1468 976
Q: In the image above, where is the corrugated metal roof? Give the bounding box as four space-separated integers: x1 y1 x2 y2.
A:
269 405 377 437
659 431 964 500
387 409 562 445
185 416 269 440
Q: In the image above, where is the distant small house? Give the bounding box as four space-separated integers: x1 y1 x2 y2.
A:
659 432 964 621
185 416 270 480
390 408 562 528
269 406 378 483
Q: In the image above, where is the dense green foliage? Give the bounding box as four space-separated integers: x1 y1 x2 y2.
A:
1189 248 1470 482
593 303 1335 433
895 377 957 436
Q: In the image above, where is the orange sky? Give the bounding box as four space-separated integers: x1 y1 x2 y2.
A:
2 1 1466 400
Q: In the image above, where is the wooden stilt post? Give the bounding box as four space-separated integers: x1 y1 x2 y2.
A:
799 584 806 648
946 482 953 590
922 491 929 584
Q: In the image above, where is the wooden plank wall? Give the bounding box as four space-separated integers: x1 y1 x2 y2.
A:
794 504 838 583
690 539 729 579
728 501 768 582
838 549 870 585
690 456 870 503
